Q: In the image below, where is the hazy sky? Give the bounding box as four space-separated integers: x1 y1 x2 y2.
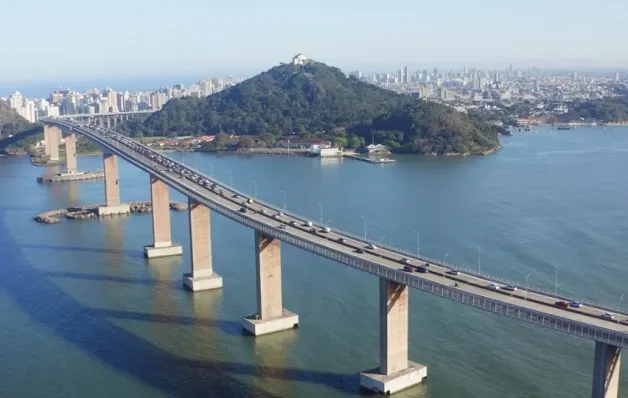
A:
1 0 627 83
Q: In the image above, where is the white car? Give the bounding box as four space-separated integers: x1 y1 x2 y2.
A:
367 244 377 250
601 312 614 320
487 283 500 290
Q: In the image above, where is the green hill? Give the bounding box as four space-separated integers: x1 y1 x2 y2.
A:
134 60 502 155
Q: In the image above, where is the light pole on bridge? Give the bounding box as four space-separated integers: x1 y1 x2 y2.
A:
443 253 450 264
252 180 257 200
280 190 287 210
208 161 214 179
476 246 481 276
554 266 558 296
361 216 367 241
379 236 386 259
413 231 420 258
619 294 625 314
525 273 532 300
227 170 233 188
317 202 323 226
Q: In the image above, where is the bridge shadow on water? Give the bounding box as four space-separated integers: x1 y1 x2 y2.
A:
43 270 177 289
0 208 359 397
16 242 144 258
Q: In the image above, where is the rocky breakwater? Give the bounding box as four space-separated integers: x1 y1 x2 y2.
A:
34 201 188 224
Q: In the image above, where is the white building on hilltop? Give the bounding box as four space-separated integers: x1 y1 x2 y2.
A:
292 53 308 65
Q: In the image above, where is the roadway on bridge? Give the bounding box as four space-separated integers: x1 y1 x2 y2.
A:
51 119 628 339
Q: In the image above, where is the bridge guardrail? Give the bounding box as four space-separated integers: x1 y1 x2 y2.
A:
50 119 628 318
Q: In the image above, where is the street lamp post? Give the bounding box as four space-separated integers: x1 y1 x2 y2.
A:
477 246 481 275
619 294 625 314
443 253 450 264
208 161 214 178
317 202 323 226
227 170 233 188
414 231 420 258
252 180 257 199
280 190 287 210
361 216 367 241
554 267 558 295
379 236 386 258
525 273 531 300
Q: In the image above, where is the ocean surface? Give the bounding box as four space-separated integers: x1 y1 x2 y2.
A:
1 126 627 398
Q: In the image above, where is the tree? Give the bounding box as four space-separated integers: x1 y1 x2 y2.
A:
213 132 229 148
333 135 348 148
239 136 255 149
348 134 365 149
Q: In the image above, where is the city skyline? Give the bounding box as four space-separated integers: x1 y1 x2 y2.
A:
2 0 628 82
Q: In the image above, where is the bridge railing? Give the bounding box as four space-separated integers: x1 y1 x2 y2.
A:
65 120 628 318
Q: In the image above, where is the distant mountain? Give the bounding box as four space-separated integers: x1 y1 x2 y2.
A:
134 60 501 155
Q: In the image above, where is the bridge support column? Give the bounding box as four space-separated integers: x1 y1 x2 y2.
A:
44 125 61 161
360 279 427 395
97 153 130 216
592 342 621 398
64 133 77 174
242 231 298 336
144 176 182 258
183 198 222 291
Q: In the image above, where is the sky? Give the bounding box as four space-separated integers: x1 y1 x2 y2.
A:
1 0 627 85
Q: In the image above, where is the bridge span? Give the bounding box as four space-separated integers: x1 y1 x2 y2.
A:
40 117 624 397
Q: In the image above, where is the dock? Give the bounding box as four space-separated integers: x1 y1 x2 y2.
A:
37 170 105 183
343 154 397 164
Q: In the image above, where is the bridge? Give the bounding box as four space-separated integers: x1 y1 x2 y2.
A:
50 110 153 129
38 117 624 397
0 111 150 156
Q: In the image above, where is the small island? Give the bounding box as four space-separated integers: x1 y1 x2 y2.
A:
120 56 503 156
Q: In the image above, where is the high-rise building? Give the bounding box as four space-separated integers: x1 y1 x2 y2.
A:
616 72 621 82
402 66 408 83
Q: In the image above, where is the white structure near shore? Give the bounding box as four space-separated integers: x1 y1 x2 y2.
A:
318 147 343 157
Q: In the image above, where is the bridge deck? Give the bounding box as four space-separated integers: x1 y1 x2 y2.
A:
43 118 628 349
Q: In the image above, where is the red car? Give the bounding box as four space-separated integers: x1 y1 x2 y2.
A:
555 301 569 308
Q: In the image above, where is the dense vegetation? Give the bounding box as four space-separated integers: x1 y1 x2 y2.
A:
561 96 628 122
0 100 34 138
126 61 502 154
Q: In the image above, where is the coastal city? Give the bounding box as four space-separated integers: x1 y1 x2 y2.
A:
3 0 628 397
3 59 627 126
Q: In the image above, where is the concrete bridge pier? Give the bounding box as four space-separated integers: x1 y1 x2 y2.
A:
592 342 621 398
144 176 182 258
183 198 222 291
44 125 62 161
97 153 131 216
64 133 77 174
242 231 298 336
360 279 427 395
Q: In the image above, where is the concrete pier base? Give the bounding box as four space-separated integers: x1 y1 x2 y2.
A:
360 361 427 395
144 243 183 259
183 272 223 291
592 341 621 398
242 309 299 336
97 204 131 216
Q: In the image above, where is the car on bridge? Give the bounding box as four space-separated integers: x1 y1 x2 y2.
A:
403 265 414 273
400 258 410 264
504 285 518 292
367 244 377 250
447 269 460 275
337 238 346 243
570 301 582 308
601 312 614 320
416 266 428 274
355 248 365 254
239 207 247 213
487 283 500 290
555 301 569 308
